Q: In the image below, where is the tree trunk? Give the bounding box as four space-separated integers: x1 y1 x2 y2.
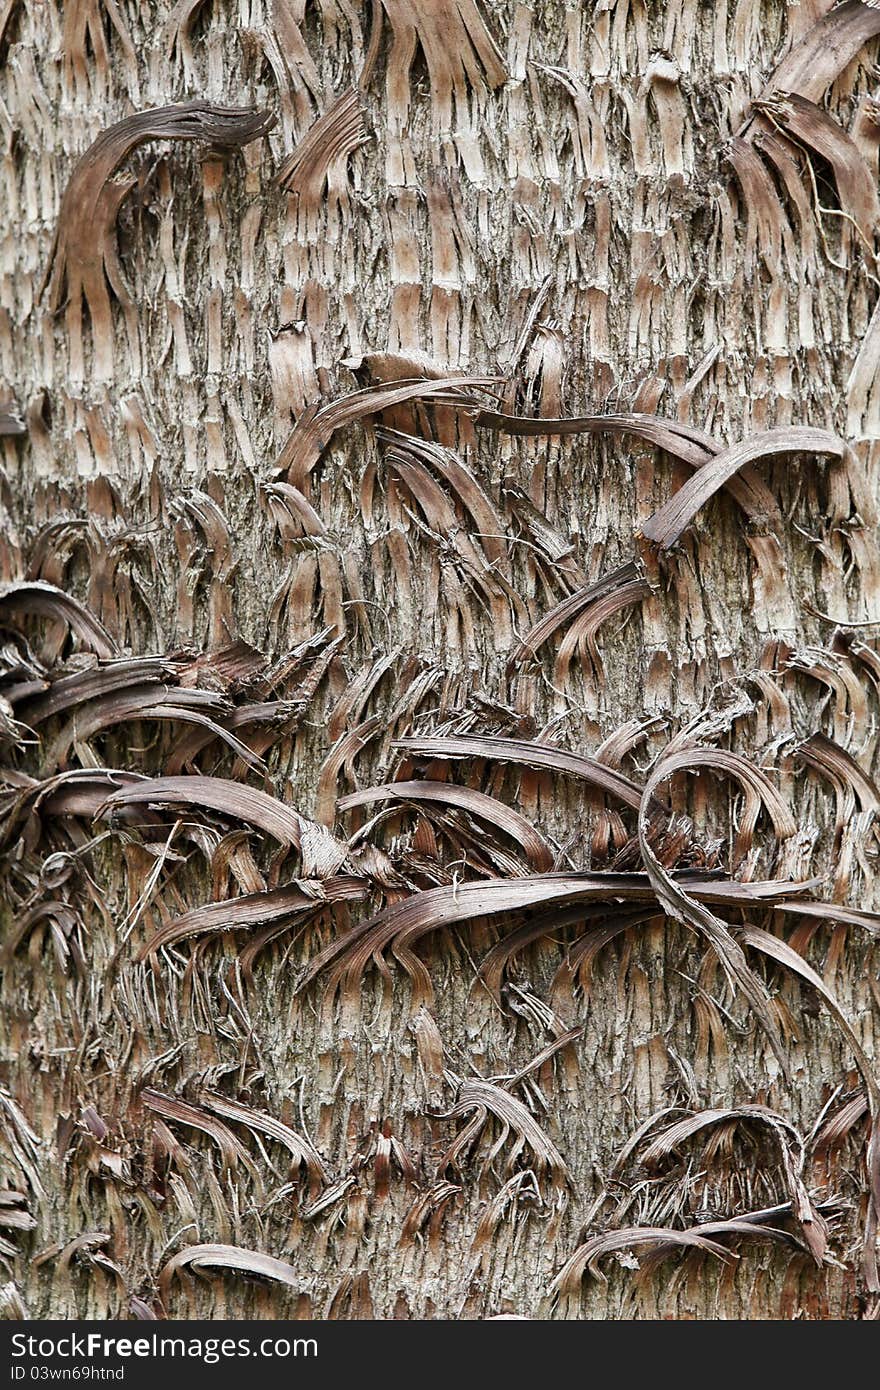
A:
1 0 879 1321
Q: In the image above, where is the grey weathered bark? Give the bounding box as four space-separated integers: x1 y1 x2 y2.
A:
1 0 880 1321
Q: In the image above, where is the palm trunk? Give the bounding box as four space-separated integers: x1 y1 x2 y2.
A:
0 0 879 1320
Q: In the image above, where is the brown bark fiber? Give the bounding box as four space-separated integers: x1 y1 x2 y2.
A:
1 0 880 1320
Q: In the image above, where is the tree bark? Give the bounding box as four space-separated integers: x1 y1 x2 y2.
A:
0 0 879 1320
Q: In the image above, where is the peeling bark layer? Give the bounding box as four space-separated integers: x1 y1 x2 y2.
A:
1 1 880 1321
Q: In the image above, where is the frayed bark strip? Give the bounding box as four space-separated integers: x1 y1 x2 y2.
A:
135 876 367 958
761 1 880 104
292 869 815 1001
639 427 846 549
0 581 117 658
393 733 655 812
276 376 497 488
798 732 880 819
636 1106 827 1262
741 925 880 1291
338 780 555 872
276 87 369 204
378 0 506 137
476 409 781 527
44 103 275 381
98 774 307 849
437 1077 570 1190
549 1225 735 1296
141 1090 263 1186
61 0 139 101
755 93 880 260
508 561 649 670
159 1244 302 1304
199 1092 329 1188
637 749 792 1079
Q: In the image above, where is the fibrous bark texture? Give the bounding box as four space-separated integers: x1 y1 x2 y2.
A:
1 0 880 1321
